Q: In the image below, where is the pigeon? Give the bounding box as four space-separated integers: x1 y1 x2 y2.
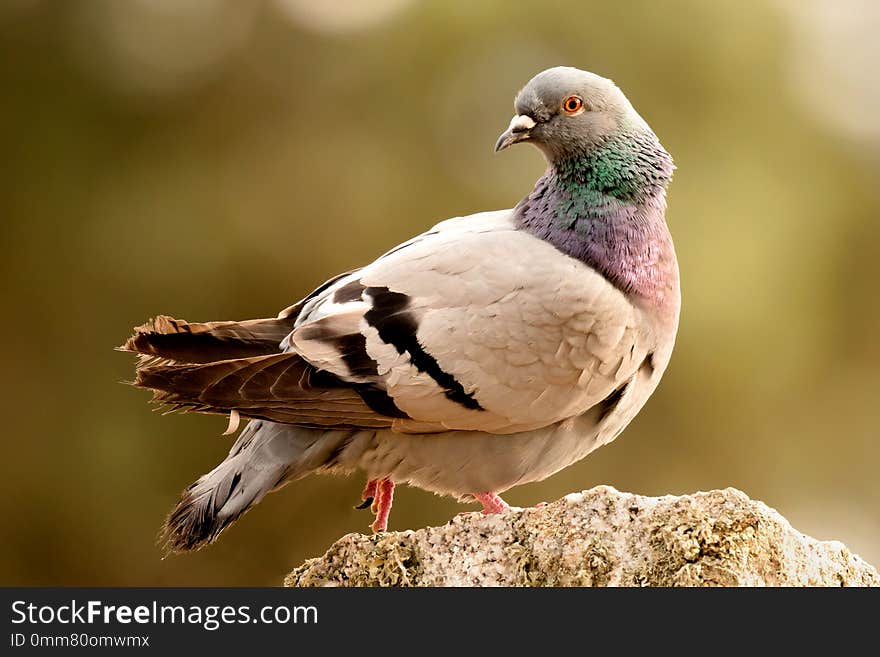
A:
120 66 679 552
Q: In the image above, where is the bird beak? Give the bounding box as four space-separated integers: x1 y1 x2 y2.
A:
494 114 536 153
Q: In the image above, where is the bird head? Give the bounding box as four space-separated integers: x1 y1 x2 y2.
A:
494 66 647 162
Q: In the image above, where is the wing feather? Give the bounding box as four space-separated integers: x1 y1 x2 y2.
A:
289 210 656 434
128 209 656 435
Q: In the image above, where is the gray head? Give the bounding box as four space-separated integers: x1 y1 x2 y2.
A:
495 66 648 162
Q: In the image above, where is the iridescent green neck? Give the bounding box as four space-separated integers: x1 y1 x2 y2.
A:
552 129 673 208
515 129 677 308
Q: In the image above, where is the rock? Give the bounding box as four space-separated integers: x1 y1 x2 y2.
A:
284 486 879 587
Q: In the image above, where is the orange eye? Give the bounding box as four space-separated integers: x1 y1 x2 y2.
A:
562 96 584 114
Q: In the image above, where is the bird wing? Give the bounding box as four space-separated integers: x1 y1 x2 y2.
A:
133 351 396 429
287 209 658 434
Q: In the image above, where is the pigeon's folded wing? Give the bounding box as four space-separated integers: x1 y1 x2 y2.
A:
288 210 658 434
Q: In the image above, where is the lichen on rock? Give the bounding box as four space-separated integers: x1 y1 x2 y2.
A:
284 486 879 587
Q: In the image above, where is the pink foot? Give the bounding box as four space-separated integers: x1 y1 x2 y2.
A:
370 479 395 533
355 479 378 510
472 492 510 515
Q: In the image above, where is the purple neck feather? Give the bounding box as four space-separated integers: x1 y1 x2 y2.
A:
514 131 679 312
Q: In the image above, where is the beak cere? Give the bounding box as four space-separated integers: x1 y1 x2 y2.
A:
494 114 537 152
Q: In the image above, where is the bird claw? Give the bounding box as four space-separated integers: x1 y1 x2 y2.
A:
473 492 510 515
356 480 378 511
355 478 395 533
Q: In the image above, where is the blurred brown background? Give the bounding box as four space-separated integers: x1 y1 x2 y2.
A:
1 0 878 585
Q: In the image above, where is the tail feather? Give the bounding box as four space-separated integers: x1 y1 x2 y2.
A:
137 352 301 404
162 420 365 552
133 352 393 428
120 315 297 364
120 269 362 365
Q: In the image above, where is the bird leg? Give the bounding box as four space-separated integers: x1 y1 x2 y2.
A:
370 479 395 533
472 492 510 514
355 479 378 510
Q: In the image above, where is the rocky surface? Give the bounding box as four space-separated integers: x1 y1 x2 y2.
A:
285 486 879 587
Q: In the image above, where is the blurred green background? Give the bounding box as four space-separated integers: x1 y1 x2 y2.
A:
1 0 878 585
